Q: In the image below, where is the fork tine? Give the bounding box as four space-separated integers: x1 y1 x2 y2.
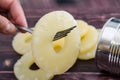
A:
53 26 76 41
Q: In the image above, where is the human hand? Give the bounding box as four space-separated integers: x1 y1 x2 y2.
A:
0 0 27 34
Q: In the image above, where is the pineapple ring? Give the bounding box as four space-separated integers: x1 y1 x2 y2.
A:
14 52 54 80
80 25 98 54
78 45 96 60
12 32 32 55
76 20 89 38
32 11 80 74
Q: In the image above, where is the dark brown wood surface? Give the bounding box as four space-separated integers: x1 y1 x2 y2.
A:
0 0 120 80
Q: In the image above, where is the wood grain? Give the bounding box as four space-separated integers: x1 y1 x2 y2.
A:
0 0 120 80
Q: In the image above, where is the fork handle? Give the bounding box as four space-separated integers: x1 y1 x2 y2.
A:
15 24 33 34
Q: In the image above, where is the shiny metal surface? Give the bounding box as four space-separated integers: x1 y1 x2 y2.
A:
96 17 120 75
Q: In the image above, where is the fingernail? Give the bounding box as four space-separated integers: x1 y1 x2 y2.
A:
3 23 16 34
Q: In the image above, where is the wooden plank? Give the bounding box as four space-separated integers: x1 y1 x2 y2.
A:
0 0 120 80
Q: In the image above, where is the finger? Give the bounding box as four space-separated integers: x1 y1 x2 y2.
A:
0 15 16 34
0 0 28 27
10 0 28 27
0 0 13 9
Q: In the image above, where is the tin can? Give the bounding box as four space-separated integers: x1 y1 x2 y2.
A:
96 17 120 75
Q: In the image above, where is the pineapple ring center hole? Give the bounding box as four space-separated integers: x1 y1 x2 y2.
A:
53 38 65 52
29 63 40 70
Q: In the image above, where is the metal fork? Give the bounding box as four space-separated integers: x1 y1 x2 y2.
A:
15 24 76 41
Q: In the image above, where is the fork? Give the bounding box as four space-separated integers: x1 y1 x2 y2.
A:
15 24 76 41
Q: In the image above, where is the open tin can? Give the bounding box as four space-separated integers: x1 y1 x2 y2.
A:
96 17 120 75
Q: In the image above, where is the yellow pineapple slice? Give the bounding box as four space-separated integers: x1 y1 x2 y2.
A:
32 11 80 74
79 25 98 54
12 32 32 55
76 20 89 38
14 52 54 80
78 45 97 60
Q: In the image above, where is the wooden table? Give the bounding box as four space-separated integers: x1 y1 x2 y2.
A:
0 0 120 80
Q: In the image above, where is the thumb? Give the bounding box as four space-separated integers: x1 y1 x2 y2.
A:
0 15 17 34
